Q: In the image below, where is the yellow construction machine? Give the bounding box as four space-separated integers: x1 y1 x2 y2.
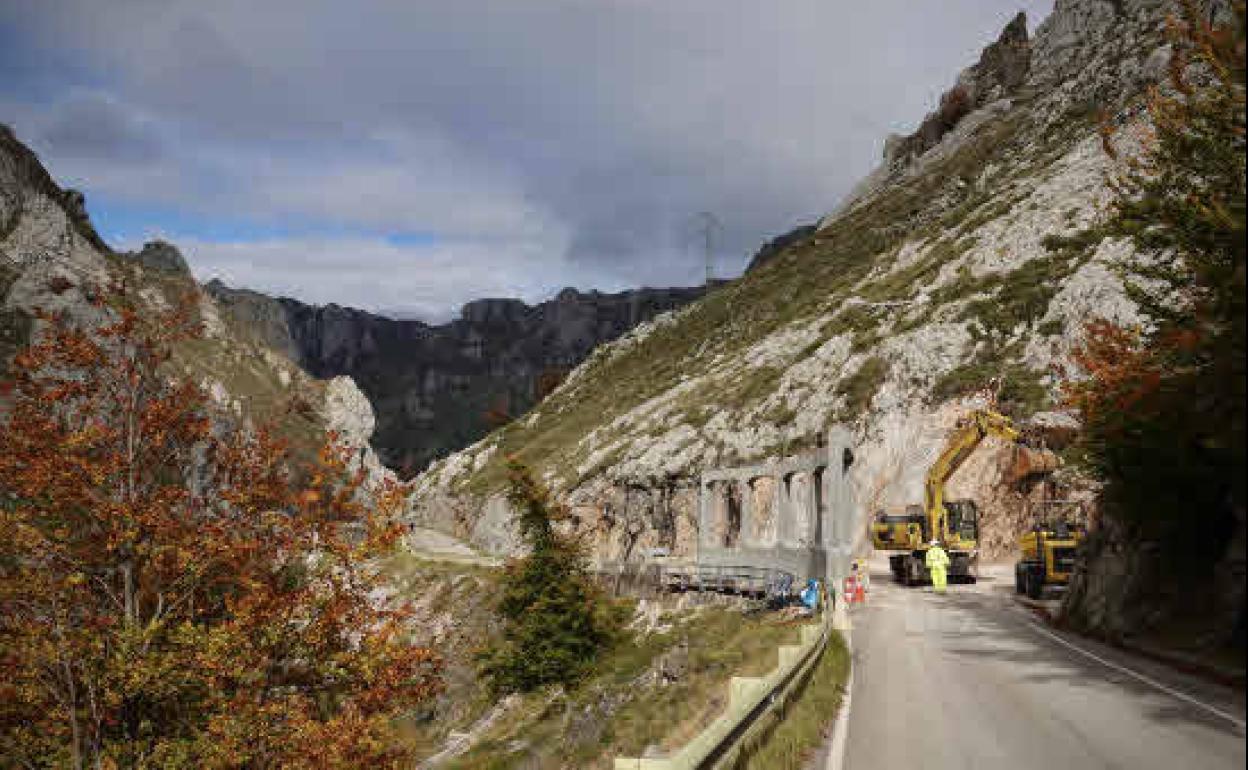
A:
1015 500 1087 599
882 409 1059 586
870 504 926 552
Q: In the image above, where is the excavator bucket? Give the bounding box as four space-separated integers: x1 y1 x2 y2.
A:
1004 445 1060 485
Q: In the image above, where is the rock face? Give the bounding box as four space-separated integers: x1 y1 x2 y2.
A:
207 280 705 475
130 240 191 275
889 11 1032 166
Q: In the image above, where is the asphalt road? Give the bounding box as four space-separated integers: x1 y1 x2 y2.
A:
840 559 1246 770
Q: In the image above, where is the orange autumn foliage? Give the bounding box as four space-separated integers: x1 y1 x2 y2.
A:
0 294 440 768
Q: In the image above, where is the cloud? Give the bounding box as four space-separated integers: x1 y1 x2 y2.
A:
35 90 163 162
2 0 1055 316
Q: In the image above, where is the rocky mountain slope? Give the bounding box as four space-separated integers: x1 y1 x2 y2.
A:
0 124 387 482
410 0 1181 564
207 281 704 475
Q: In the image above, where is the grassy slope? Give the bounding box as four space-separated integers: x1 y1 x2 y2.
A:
445 605 807 770
386 548 818 770
112 258 329 461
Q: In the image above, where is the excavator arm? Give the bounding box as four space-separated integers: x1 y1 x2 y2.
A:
886 408 1060 587
923 410 1020 545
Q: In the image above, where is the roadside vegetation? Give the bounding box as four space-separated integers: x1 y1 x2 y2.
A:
477 460 625 694
1061 2 1245 646
739 630 850 770
0 291 441 767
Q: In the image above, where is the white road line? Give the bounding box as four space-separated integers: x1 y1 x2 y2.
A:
825 628 854 770
1014 608 1246 730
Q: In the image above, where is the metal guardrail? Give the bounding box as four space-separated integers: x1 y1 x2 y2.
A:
593 562 799 601
612 599 834 770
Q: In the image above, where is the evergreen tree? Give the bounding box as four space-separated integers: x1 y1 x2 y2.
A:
479 460 619 694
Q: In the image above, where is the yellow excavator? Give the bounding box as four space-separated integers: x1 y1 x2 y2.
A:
871 408 1059 586
1016 500 1087 599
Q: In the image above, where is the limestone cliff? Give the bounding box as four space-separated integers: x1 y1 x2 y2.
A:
206 280 705 475
409 0 1179 569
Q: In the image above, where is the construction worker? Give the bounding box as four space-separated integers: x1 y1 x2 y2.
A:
925 539 951 594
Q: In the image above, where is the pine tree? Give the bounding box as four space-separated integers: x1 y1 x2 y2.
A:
478 460 619 694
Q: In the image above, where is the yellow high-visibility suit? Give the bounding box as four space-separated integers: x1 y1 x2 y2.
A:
925 544 951 593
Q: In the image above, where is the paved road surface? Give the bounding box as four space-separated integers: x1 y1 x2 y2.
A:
841 558 1246 769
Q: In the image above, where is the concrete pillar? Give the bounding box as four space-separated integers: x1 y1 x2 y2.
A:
698 479 712 552
777 472 794 548
716 480 733 549
752 475 778 548
738 477 753 550
823 425 856 584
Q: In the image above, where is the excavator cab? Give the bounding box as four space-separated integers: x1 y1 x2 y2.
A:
944 499 979 545
890 409 1060 588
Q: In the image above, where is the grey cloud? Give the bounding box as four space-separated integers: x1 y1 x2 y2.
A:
3 0 1054 314
36 91 163 162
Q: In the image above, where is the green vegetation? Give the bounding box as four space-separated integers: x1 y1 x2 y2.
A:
739 631 851 770
932 358 1048 417
0 262 32 366
0 204 21 242
958 254 1080 334
835 356 889 417
724 365 783 411
478 461 623 694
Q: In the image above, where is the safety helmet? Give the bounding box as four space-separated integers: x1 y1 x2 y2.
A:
930 539 940 546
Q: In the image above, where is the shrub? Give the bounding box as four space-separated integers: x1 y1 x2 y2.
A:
835 356 889 417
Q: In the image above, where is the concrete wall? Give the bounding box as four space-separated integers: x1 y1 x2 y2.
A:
697 426 858 586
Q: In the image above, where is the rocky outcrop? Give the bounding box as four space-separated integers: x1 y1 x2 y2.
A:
1063 506 1246 651
744 223 817 273
888 11 1032 166
1 124 114 366
829 0 1172 223
207 280 705 475
129 240 191 275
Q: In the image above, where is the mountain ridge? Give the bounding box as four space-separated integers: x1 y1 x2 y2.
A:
206 278 707 474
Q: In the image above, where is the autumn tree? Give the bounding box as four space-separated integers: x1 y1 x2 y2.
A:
477 460 620 694
1064 2 1245 569
0 292 441 768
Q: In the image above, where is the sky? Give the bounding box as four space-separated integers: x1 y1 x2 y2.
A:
1 0 1054 321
